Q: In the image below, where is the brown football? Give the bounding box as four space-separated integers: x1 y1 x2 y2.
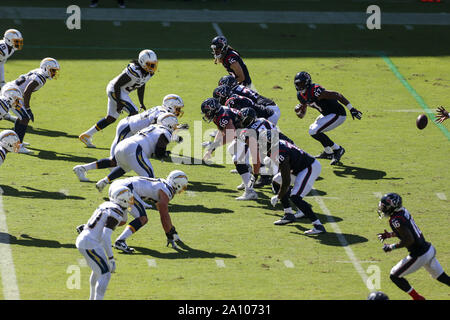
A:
416 114 428 130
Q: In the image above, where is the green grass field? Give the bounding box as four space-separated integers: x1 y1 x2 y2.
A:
0 2 449 301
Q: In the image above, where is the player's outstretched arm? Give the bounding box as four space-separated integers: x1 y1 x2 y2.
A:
318 90 362 120
436 106 449 123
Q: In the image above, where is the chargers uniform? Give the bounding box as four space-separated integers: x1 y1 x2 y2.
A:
12 68 49 94
0 145 7 167
0 40 16 87
0 96 29 122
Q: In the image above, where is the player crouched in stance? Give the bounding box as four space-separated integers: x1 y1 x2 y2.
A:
260 130 326 234
293 71 362 165
109 170 188 253
4 57 60 154
0 130 20 167
76 186 134 300
0 84 28 125
0 29 23 90
377 193 450 300
79 49 158 148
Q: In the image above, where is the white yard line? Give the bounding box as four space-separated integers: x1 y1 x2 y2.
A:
0 187 20 300
436 193 447 200
283 260 294 268
215 259 226 268
146 259 157 267
212 22 224 36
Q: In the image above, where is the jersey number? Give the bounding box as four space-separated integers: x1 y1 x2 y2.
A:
87 209 103 229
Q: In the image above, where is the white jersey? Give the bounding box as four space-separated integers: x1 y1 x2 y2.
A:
0 145 7 167
127 125 172 158
112 176 175 204
76 201 126 249
126 106 167 134
0 97 12 119
11 68 49 93
0 40 15 65
107 62 152 94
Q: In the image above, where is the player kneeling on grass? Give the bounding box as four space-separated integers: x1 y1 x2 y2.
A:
376 193 450 300
109 170 188 253
0 130 20 167
0 84 29 126
260 130 326 235
76 186 134 300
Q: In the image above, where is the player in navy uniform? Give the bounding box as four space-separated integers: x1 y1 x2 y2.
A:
213 84 280 124
259 130 326 234
211 36 252 88
294 71 362 165
377 193 450 300
201 98 257 200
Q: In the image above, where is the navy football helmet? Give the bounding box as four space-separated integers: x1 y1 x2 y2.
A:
367 291 389 300
201 98 222 122
218 75 237 88
239 107 257 128
211 36 228 60
213 85 231 105
377 193 403 218
294 71 312 93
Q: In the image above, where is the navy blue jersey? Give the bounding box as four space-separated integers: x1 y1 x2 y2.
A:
225 94 274 120
245 118 293 143
297 83 346 116
231 85 275 106
277 140 315 175
222 49 252 86
389 208 431 258
213 106 241 130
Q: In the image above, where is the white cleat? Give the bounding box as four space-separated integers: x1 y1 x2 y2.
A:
79 133 96 148
209 130 218 137
3 113 18 123
304 224 326 235
96 178 109 192
236 189 258 201
73 165 89 182
18 144 34 154
230 169 238 174
236 183 245 190
294 210 305 219
202 141 212 148
22 142 30 146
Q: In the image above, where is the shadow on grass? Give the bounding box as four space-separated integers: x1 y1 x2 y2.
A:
187 180 236 194
265 210 343 224
332 164 402 180
26 126 80 139
0 233 76 249
0 185 85 200
27 147 99 163
164 154 226 169
131 241 236 259
289 225 368 247
169 203 234 214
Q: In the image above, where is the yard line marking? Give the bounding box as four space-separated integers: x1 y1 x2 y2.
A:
0 187 20 300
373 192 383 199
405 25 414 30
436 193 447 200
113 21 121 26
311 190 370 291
308 24 317 29
381 54 450 141
161 21 170 27
336 260 379 264
215 259 226 268
146 259 157 267
186 191 196 197
77 259 88 267
259 23 268 29
284 260 294 268
212 23 223 36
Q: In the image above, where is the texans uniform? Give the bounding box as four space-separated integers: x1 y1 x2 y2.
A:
225 95 278 124
222 48 252 87
106 62 153 118
0 40 16 87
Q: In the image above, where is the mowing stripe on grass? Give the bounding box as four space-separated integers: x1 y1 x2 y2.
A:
381 54 450 141
0 187 20 300
311 190 370 291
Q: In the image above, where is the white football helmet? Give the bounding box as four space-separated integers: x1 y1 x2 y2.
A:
166 170 188 194
157 113 178 132
40 57 60 79
4 29 23 50
0 130 20 153
1 84 23 108
162 94 184 117
109 186 135 210
138 49 158 75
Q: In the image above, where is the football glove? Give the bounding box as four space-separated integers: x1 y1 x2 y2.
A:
108 257 116 273
26 109 34 122
377 229 393 242
76 224 85 234
350 108 362 120
166 226 181 249
382 244 395 253
270 195 279 207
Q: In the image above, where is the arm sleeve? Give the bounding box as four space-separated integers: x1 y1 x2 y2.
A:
0 63 5 86
101 227 114 258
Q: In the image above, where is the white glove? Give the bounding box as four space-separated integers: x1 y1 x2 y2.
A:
270 195 279 207
108 257 116 273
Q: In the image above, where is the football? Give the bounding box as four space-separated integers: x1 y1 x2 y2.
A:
295 104 306 118
416 113 428 130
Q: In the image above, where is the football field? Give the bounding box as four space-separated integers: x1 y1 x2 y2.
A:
0 1 449 301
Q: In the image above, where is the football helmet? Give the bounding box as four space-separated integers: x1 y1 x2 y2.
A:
0 130 20 153
1 84 23 108
294 71 312 93
138 49 158 75
377 193 403 218
212 85 231 105
239 107 257 128
157 112 179 132
367 291 389 300
211 36 228 60
201 97 221 122
4 29 23 50
218 75 237 88
40 58 60 79
162 94 184 117
109 186 135 210
166 170 188 194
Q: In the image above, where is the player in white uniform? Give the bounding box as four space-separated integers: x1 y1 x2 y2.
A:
79 49 158 148
0 83 28 123
3 57 60 154
108 170 188 253
76 186 134 300
0 130 20 167
0 29 23 90
73 113 178 189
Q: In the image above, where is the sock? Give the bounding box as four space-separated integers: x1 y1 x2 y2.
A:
437 272 450 286
241 172 251 187
84 162 98 171
117 227 134 241
290 196 319 223
407 288 425 300
95 118 112 131
107 167 126 182
96 158 114 169
86 125 99 137
14 121 28 142
311 219 322 226
311 132 334 150
324 146 333 154
95 272 111 300
331 143 340 151
89 272 98 300
284 207 294 214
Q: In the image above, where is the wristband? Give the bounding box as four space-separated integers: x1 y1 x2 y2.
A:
346 103 353 111
390 244 397 250
108 256 114 260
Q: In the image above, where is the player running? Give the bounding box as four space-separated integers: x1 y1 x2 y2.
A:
79 49 158 148
377 193 450 300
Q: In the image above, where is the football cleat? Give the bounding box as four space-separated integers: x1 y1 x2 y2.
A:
294 210 305 219
96 177 109 192
304 224 326 235
79 133 96 148
209 130 218 137
236 189 258 200
330 147 345 165
236 182 245 190
18 144 33 154
73 165 89 182
274 213 296 225
254 175 272 188
230 169 238 174
114 240 135 254
315 151 333 160
202 141 212 148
